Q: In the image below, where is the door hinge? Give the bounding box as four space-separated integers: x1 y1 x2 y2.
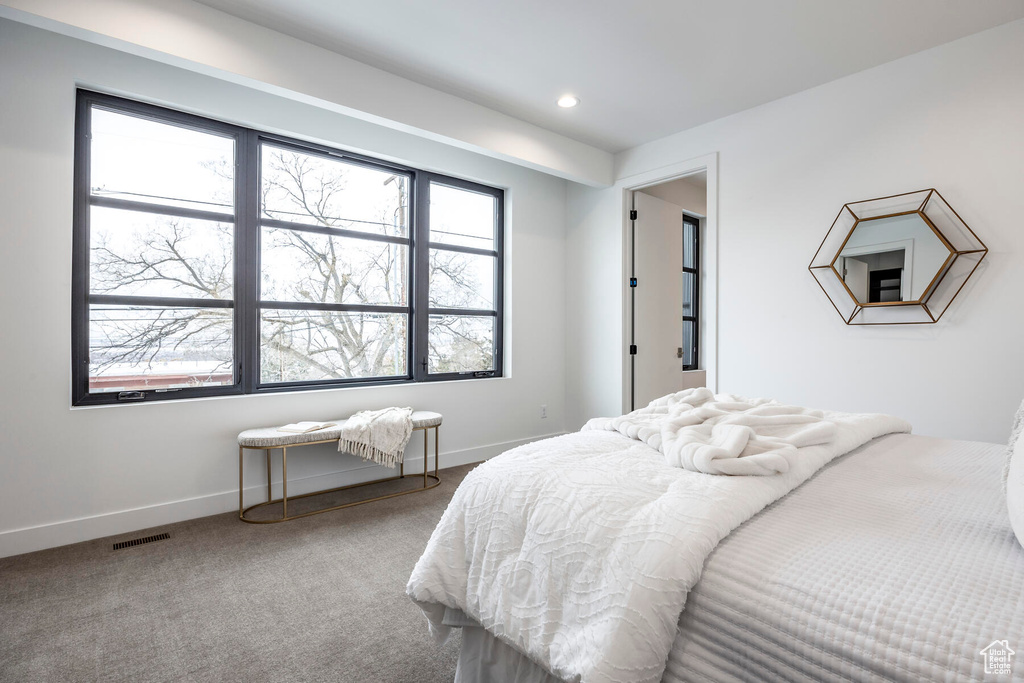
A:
629 345 637 355
629 210 638 221
629 277 637 288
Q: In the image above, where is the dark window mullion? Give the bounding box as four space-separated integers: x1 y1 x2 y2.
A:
260 301 410 315
259 217 411 245
412 174 431 381
404 172 417 380
71 94 93 406
427 307 497 318
239 129 260 394
88 294 234 309
257 375 413 392
427 242 497 258
89 196 235 224
493 188 504 376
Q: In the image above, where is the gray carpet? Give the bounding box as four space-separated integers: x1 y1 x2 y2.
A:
0 464 479 683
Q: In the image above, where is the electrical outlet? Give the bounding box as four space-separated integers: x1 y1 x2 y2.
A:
540 404 548 419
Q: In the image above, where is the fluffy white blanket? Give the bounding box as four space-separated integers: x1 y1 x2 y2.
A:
584 388 837 475
338 406 413 469
407 393 910 683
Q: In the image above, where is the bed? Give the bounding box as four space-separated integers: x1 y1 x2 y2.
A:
408 392 1024 682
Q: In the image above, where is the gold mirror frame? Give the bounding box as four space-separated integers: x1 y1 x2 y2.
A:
809 189 987 325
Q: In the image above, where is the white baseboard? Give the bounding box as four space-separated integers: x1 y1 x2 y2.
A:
0 432 565 559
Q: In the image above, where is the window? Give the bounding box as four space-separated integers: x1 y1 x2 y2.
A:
72 91 503 405
257 143 412 385
424 180 502 375
681 214 699 371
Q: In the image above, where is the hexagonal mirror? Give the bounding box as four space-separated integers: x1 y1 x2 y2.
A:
810 189 987 325
837 213 952 305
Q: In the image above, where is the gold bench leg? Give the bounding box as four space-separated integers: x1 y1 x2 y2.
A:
238 446 244 519
282 447 288 520
266 449 272 503
435 426 440 478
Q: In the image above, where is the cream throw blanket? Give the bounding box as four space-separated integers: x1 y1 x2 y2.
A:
338 407 413 468
583 388 837 475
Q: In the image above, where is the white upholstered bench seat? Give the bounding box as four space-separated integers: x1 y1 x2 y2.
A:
237 410 443 523
237 410 443 449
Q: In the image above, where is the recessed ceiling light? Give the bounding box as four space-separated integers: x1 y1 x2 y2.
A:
557 95 580 108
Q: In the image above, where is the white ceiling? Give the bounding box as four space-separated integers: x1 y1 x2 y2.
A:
194 0 1024 153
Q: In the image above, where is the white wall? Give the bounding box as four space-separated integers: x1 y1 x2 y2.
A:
640 177 707 217
0 18 567 557
568 18 1024 442
565 184 625 429
0 0 613 186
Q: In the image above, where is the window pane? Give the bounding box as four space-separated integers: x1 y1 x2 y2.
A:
261 145 409 237
682 271 696 318
90 107 234 213
429 183 495 250
90 206 233 299
429 249 494 310
260 310 407 383
89 306 233 392
261 228 408 306
682 320 696 369
428 315 494 373
683 221 697 270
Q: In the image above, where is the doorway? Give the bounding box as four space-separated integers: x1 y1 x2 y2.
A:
628 172 708 410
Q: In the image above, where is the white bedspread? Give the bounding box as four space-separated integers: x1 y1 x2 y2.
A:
666 434 1024 681
407 399 909 683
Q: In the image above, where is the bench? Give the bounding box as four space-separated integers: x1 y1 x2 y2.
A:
237 411 443 523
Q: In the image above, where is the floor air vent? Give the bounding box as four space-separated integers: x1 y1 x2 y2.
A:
113 533 170 551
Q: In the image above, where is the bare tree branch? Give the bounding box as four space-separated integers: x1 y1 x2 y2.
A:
91 148 488 385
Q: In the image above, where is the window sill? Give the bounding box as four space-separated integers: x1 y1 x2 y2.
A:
70 374 510 410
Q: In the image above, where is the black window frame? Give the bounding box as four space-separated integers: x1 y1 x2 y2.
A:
681 213 700 372
417 174 504 382
72 90 504 406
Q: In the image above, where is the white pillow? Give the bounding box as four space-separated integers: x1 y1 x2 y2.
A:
1007 400 1024 548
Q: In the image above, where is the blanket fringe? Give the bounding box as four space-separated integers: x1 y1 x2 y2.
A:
339 439 402 469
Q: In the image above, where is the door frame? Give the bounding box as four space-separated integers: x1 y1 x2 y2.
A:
618 152 719 413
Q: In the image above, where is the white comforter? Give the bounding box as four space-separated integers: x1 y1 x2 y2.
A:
407 394 910 683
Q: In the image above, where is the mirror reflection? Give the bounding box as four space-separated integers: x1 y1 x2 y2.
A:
838 214 950 304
